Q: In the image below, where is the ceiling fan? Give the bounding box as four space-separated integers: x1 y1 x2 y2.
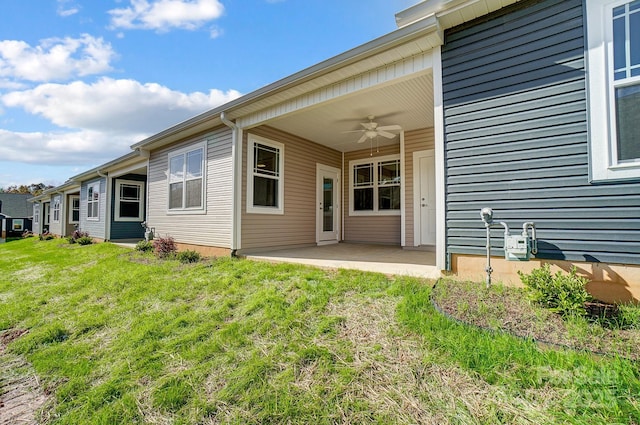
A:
345 115 402 144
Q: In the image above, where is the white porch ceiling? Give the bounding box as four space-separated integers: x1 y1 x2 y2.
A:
264 72 433 153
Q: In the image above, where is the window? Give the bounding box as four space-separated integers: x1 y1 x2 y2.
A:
34 204 40 225
87 182 100 220
115 180 144 221
168 142 205 211
69 196 80 224
52 195 61 223
12 219 24 231
586 0 640 181
43 203 50 226
350 155 401 215
247 135 284 214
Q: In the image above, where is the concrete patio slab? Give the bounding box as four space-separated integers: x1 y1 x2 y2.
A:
245 243 441 279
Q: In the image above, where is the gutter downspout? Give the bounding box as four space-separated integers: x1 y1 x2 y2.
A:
97 170 110 241
221 111 242 257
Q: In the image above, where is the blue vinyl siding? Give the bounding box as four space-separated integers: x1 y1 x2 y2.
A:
110 174 146 240
442 0 640 265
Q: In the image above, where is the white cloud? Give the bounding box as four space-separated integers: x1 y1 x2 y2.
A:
0 129 136 166
2 77 242 134
57 0 80 17
209 26 223 39
109 0 225 32
0 35 115 82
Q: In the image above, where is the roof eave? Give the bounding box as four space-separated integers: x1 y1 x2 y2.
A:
131 14 440 151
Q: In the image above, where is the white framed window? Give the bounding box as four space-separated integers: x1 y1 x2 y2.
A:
33 204 40 225
115 180 145 221
168 142 206 212
43 203 50 226
349 154 401 216
87 182 100 221
247 135 284 214
586 0 640 181
69 196 80 224
52 195 61 223
12 219 24 231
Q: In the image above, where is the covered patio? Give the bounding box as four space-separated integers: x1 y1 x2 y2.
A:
244 243 440 278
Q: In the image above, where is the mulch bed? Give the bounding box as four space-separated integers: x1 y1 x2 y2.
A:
431 279 640 361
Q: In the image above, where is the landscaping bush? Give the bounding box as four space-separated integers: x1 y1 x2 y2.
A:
67 230 90 244
135 240 154 253
75 236 94 245
153 236 177 259
518 264 592 317
176 250 201 264
39 231 55 241
617 304 640 329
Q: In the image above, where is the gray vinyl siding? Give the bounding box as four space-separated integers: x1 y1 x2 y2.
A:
110 173 146 240
147 126 233 247
80 178 107 240
442 0 640 265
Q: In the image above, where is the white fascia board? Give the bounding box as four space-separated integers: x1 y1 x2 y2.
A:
396 0 521 30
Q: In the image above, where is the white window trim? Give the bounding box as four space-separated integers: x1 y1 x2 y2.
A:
87 182 100 221
166 141 207 214
43 203 50 226
246 134 284 215
33 204 40 225
68 195 80 224
52 195 61 223
114 179 145 222
586 0 640 182
349 154 402 217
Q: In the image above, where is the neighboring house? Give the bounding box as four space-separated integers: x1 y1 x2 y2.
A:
26 0 640 302
0 193 32 218
30 152 148 241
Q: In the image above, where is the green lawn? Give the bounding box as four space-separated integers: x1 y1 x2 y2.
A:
1 237 639 424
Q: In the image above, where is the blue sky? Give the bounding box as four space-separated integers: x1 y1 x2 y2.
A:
0 0 417 189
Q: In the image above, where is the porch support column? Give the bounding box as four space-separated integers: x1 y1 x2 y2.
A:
400 130 406 247
433 45 447 271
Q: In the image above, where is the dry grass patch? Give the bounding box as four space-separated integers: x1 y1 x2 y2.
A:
322 294 559 424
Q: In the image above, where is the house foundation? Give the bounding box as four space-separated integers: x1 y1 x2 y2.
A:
450 254 640 304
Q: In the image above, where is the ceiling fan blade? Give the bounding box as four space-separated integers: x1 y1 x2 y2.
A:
341 129 364 133
377 130 397 139
377 124 402 131
357 134 369 143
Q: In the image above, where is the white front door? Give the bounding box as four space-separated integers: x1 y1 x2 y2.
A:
413 150 436 246
316 164 340 244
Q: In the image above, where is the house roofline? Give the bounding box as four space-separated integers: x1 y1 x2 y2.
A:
131 14 440 151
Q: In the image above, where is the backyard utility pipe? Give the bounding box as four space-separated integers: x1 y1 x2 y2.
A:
480 207 508 288
221 111 241 257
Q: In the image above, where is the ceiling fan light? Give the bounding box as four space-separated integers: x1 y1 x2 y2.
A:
365 130 378 139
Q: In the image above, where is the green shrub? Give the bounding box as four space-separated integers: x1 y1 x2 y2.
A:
518 264 592 317
153 236 177 259
135 240 154 252
67 230 90 244
76 236 94 245
617 304 640 329
176 250 201 264
39 231 55 241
